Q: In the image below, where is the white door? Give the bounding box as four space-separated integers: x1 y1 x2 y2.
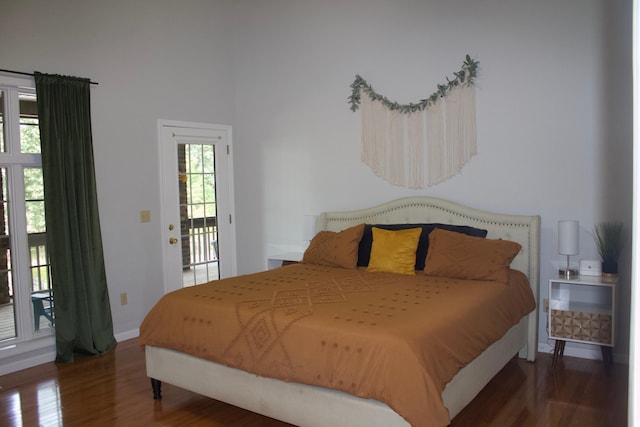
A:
158 121 236 294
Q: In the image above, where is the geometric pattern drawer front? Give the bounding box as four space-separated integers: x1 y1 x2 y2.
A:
550 309 612 345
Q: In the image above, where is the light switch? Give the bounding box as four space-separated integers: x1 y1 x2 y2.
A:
140 210 151 223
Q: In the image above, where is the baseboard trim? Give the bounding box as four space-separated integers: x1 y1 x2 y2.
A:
0 329 140 376
538 342 628 364
0 349 56 376
115 328 139 343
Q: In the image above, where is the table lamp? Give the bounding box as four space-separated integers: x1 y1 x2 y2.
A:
558 220 579 278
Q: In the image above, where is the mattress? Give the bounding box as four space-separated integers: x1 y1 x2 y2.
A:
139 263 535 427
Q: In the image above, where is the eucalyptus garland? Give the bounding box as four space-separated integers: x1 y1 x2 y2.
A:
348 55 479 114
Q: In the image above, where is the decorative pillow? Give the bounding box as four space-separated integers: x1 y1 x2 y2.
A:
302 223 365 269
424 228 522 283
367 227 422 275
357 223 488 269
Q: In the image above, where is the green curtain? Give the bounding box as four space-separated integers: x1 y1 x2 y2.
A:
35 73 116 363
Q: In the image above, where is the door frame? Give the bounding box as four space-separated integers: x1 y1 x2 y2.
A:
157 119 237 294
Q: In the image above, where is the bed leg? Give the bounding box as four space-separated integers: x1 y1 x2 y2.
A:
151 378 162 400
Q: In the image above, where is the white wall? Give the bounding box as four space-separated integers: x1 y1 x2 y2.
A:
0 0 632 366
230 0 633 361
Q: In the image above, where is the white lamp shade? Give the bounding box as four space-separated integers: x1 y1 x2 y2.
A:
558 220 579 256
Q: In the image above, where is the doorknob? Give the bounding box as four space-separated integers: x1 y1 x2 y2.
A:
169 237 178 244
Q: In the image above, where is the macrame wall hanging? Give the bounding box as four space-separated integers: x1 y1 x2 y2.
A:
349 55 479 188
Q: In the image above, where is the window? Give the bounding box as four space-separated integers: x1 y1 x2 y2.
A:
178 143 219 286
0 77 52 345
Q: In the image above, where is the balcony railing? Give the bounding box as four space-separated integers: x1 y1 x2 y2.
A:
182 216 218 268
0 232 51 300
28 232 50 293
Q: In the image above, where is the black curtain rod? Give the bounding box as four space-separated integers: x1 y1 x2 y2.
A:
0 68 99 85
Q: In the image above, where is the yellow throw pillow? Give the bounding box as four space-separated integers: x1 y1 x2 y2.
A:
302 224 365 269
367 227 422 275
424 228 522 283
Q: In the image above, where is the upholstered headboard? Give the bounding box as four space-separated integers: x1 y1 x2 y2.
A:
318 196 541 359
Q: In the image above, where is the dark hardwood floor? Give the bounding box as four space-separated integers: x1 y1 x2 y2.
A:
0 339 628 426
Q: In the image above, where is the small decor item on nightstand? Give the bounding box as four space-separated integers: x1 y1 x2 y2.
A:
594 221 624 278
579 259 602 276
558 220 579 278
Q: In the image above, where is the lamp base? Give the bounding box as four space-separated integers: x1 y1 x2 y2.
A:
559 268 579 279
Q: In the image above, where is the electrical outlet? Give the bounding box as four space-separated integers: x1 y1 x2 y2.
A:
120 292 128 306
543 298 549 313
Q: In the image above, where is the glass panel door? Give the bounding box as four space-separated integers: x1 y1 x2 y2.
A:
159 122 234 294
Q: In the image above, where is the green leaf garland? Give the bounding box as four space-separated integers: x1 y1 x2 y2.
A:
348 55 479 113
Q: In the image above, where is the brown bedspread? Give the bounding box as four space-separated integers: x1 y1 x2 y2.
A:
139 264 535 427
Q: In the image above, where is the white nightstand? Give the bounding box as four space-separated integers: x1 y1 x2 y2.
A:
548 275 616 372
266 252 303 270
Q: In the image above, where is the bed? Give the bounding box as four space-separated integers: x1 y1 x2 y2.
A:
140 196 540 427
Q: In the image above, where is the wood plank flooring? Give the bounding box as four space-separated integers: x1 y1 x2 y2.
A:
0 338 628 426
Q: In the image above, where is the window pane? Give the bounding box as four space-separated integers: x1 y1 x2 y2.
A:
25 167 48 290
25 167 51 329
204 202 216 219
177 142 219 286
202 145 214 174
19 93 40 154
203 174 215 204
187 144 200 174
188 175 204 205
25 168 45 234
